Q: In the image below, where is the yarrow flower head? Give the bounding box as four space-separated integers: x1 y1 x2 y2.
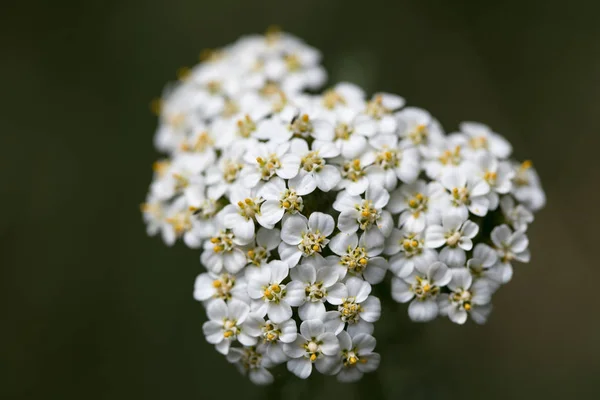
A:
141 29 546 384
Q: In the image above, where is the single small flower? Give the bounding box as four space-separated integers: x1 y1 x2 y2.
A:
458 121 513 159
439 268 495 325
323 277 381 336
500 195 534 232
244 227 281 268
226 345 275 385
240 141 301 188
283 319 340 379
329 331 381 382
256 177 312 227
384 228 436 278
440 169 490 219
279 212 335 267
334 186 394 245
328 232 389 284
202 298 256 355
387 180 446 232
289 138 341 192
194 271 249 304
246 260 293 323
243 315 297 364
391 254 452 322
425 213 479 267
285 260 345 320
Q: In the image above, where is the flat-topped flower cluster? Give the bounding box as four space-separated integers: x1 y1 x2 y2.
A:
141 29 546 385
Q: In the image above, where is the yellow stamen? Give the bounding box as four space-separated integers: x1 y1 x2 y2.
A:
310 354 317 361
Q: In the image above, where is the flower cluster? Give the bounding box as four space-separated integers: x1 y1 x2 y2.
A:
141 29 546 385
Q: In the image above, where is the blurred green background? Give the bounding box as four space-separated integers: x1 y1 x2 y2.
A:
2 0 600 398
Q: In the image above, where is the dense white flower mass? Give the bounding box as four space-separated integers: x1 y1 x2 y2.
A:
141 29 546 385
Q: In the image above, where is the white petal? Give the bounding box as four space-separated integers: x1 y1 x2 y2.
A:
299 302 326 320
257 201 284 228
206 299 228 320
440 247 467 268
408 299 439 322
228 299 250 322
360 296 381 322
308 212 335 236
391 277 414 303
287 358 312 379
315 165 341 192
329 232 358 256
249 368 274 385
318 332 340 355
278 242 303 268
268 302 292 324
281 214 307 245
300 319 325 339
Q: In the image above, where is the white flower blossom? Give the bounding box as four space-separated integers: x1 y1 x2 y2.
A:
284 319 340 378
391 254 452 322
330 331 380 382
425 214 479 267
141 30 546 385
202 298 256 355
279 212 335 267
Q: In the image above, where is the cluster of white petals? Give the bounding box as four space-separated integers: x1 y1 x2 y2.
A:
141 29 546 385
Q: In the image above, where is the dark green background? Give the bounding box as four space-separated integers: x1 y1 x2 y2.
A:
2 0 599 398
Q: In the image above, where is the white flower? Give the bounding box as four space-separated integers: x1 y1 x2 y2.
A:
285 260 345 320
491 224 530 265
439 268 495 324
246 260 293 323
240 141 301 188
323 277 381 336
396 107 444 155
425 214 479 267
387 180 446 232
328 232 389 284
142 30 546 385
243 316 297 364
202 298 256 355
220 187 263 242
472 153 514 210
289 138 341 192
282 108 335 141
440 169 490 218
500 195 534 231
320 82 366 112
391 254 452 322
366 134 420 190
511 160 546 212
334 186 394 244
423 140 465 179
284 319 340 378
205 143 246 199
330 107 373 158
385 228 436 278
201 226 248 274
356 93 405 134
279 212 335 267
459 121 512 159
226 345 275 385
245 227 281 268
194 271 249 304
256 177 312 227
329 331 380 382
335 153 383 196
